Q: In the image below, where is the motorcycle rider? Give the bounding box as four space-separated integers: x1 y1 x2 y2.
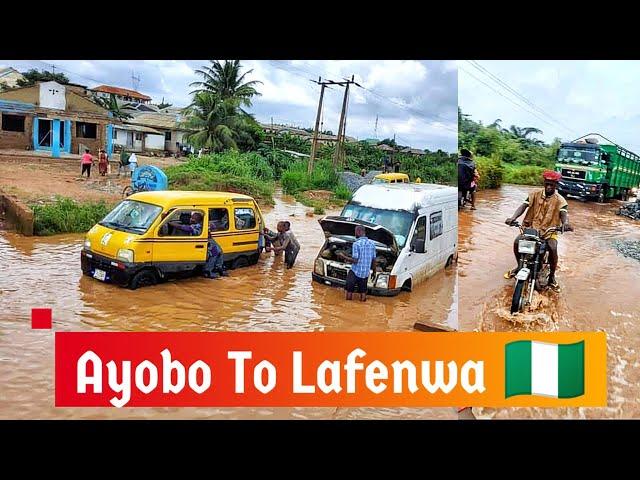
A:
458 148 476 209
504 170 571 290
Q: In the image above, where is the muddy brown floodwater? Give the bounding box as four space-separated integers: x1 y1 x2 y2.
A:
459 185 640 419
0 190 457 419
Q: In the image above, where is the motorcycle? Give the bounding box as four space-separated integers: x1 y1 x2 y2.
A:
507 221 565 314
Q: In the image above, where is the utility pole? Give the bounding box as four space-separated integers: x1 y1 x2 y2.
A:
333 75 360 168
309 77 327 175
374 115 378 139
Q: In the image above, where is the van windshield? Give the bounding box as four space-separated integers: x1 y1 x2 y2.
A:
99 200 162 234
340 204 413 247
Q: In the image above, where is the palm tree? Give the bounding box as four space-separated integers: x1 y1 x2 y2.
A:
488 118 502 129
182 92 257 152
190 60 262 110
92 93 132 120
520 127 543 139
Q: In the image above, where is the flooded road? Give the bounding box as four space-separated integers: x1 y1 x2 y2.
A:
0 191 456 419
459 185 640 418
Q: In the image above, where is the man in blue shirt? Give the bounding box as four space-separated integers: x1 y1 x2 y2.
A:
169 212 203 236
337 225 377 302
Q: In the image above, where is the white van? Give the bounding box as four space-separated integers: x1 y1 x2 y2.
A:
312 183 458 296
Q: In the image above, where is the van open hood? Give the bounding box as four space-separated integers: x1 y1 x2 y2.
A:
319 216 398 252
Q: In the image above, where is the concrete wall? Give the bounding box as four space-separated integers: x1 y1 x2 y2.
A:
0 113 33 149
71 120 108 155
0 190 34 236
145 133 165 150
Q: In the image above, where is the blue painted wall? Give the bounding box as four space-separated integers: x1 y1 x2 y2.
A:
51 119 61 158
107 124 113 157
32 117 39 150
64 120 71 153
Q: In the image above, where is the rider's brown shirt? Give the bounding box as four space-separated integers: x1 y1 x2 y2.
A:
523 189 568 231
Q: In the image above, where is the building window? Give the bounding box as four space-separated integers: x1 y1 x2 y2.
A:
1 114 25 132
113 129 118 140
430 211 443 240
76 122 97 139
165 131 171 141
135 132 143 141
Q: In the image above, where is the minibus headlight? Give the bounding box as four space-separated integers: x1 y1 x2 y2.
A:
84 239 91 250
117 249 134 263
314 258 325 275
376 274 389 289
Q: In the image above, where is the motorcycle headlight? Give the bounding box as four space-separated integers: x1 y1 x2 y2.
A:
518 240 536 254
116 248 134 263
314 258 325 276
376 274 389 289
84 239 91 250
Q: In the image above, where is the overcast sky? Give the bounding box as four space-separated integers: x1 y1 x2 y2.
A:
0 60 458 152
459 60 640 152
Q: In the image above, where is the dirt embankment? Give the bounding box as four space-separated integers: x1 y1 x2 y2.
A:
0 152 182 204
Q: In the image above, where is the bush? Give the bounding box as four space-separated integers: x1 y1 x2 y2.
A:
32 197 112 235
475 155 504 189
333 183 352 201
167 170 274 204
503 164 546 185
281 159 340 195
313 206 325 215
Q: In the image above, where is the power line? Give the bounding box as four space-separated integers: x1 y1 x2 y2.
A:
269 60 457 133
466 60 577 136
459 65 569 135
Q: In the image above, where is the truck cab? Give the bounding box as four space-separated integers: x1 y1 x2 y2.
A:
556 135 640 202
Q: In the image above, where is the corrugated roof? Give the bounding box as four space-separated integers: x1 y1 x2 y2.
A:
115 124 163 134
0 99 35 113
125 112 183 130
91 85 151 101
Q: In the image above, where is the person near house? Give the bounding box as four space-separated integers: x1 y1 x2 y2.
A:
81 149 94 178
393 158 401 173
336 225 377 302
383 155 392 173
128 152 138 177
98 149 109 176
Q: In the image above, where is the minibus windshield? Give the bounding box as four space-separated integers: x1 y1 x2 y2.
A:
99 200 162 234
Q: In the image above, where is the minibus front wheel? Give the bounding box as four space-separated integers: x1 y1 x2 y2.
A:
128 268 159 290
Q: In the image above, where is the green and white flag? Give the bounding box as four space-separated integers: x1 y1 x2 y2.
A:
505 341 584 398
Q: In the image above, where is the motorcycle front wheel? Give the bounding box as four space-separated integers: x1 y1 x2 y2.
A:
511 279 527 314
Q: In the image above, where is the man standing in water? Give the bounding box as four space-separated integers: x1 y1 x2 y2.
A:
337 225 377 302
504 170 571 290
458 148 475 209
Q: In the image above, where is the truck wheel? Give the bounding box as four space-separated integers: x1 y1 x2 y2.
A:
128 269 157 290
510 279 526 314
598 192 605 203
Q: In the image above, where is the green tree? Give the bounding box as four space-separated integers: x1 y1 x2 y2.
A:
156 97 172 109
182 92 261 152
92 93 132 120
190 60 262 110
17 69 70 87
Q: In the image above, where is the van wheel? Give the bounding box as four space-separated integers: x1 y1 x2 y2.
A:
445 255 454 268
401 280 412 292
128 269 158 290
250 252 260 265
232 256 249 269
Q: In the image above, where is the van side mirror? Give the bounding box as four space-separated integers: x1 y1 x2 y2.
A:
412 238 426 254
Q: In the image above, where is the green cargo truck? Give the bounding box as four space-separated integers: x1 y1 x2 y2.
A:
555 134 640 202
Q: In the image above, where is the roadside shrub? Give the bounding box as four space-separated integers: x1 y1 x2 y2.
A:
32 197 112 235
475 155 504 189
